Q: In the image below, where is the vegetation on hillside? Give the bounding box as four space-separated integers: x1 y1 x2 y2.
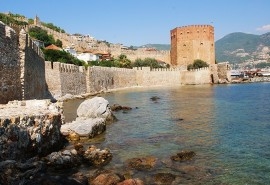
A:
28 26 62 47
88 54 132 68
215 32 270 63
29 27 84 66
88 56 167 69
0 12 28 25
41 22 65 33
42 49 84 66
187 59 209 70
255 62 270 69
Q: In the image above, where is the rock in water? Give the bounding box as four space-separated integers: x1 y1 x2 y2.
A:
61 97 115 139
77 97 113 121
170 150 196 162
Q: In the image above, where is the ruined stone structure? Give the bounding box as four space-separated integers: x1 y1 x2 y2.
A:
170 25 215 67
0 21 46 104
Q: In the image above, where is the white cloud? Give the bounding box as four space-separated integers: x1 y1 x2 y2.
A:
256 25 270 32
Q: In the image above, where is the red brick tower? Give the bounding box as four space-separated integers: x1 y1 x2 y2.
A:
170 25 215 67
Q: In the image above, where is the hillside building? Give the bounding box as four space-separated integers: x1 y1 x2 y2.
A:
170 25 215 67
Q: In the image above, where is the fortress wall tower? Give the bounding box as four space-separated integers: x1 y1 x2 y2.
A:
170 25 215 67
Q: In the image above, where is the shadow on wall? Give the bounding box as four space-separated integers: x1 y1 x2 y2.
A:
45 83 57 103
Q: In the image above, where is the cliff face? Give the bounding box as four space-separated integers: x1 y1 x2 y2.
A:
0 100 64 161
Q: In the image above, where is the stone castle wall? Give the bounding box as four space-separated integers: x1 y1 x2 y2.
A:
87 66 137 93
170 25 215 67
0 21 22 104
135 67 182 86
44 62 219 97
19 29 46 100
45 62 87 97
0 22 46 104
1 22 230 103
180 67 212 85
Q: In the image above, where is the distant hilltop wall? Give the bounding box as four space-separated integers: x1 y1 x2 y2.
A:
0 21 46 104
111 49 171 64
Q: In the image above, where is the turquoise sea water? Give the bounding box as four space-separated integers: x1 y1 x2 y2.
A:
72 83 270 184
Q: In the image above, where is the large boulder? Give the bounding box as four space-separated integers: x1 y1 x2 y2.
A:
77 97 113 121
61 97 115 139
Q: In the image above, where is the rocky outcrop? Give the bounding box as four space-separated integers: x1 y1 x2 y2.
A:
0 157 45 185
170 150 196 162
127 156 157 170
44 144 112 169
61 97 115 140
0 100 64 161
117 178 144 185
153 173 176 185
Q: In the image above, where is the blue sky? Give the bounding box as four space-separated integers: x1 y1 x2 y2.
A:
1 0 270 46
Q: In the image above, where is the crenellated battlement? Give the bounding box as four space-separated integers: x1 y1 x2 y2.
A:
188 67 210 72
177 24 213 29
0 21 17 41
19 28 44 59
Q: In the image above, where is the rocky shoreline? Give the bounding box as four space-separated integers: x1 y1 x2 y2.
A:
0 95 221 185
0 97 116 184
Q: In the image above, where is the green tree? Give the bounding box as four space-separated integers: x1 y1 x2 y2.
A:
55 39 63 48
187 59 209 70
28 27 55 47
41 22 65 33
132 58 164 68
144 58 160 68
116 54 132 68
28 18 34 24
0 13 28 25
42 49 84 66
133 58 145 67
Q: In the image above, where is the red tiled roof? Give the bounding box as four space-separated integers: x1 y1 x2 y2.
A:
45 44 62 51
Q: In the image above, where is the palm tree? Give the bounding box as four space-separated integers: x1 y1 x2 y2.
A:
117 54 132 68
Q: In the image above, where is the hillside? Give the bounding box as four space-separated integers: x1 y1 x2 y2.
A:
215 32 270 63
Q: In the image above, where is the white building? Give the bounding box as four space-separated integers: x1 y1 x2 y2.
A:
77 52 99 63
64 47 77 57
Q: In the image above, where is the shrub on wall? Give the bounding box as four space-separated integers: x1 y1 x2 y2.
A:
132 58 165 68
187 59 209 70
